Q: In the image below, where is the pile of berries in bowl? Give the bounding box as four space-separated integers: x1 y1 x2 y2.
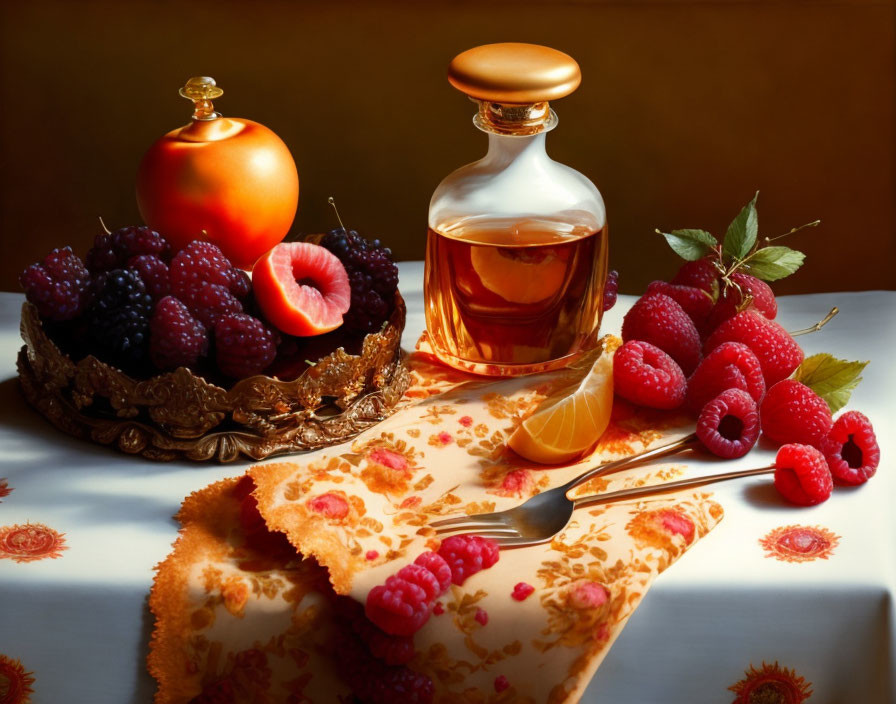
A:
17 224 409 462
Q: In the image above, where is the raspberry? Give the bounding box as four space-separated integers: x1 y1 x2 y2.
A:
414 551 452 593
396 564 442 602
602 269 619 312
760 380 833 447
511 582 535 601
320 227 399 333
335 630 433 704
774 443 833 506
170 241 234 305
706 273 777 330
613 340 686 410
190 282 244 328
214 314 276 379
84 233 119 274
821 411 880 485
346 610 416 666
86 226 170 273
494 675 510 693
645 280 714 331
365 574 432 636
704 309 803 385
670 258 719 293
111 225 170 263
19 246 92 321
88 268 153 364
621 293 702 375
127 255 170 301
686 342 765 412
474 608 488 625
696 388 760 459
149 296 208 370
437 535 500 586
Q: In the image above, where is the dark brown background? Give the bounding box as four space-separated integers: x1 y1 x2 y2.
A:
1 0 893 294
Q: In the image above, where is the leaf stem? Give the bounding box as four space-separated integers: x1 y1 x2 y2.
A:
789 307 839 337
764 220 821 245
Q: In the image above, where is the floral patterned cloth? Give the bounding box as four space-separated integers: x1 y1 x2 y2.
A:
148 337 723 703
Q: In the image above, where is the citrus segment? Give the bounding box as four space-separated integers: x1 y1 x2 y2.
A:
508 339 615 464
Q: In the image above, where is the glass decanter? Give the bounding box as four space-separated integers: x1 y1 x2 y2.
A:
425 43 608 376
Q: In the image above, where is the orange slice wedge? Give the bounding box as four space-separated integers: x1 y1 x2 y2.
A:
508 337 617 464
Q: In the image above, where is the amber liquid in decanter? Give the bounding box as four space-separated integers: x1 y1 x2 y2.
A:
424 215 608 375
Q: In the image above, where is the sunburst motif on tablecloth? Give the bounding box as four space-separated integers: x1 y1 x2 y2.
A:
759 524 839 563
729 661 812 703
0 654 35 704
0 523 67 563
0 479 11 501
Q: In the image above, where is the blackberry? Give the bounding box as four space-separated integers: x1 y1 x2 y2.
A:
320 227 399 334
89 268 153 365
20 246 92 321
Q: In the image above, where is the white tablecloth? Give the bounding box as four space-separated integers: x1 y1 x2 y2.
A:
1 262 894 703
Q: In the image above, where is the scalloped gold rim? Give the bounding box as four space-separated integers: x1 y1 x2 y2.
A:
16 296 409 463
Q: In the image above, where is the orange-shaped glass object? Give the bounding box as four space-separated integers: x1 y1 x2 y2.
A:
136 77 299 269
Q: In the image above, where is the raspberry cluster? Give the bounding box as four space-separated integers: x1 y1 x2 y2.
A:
612 255 880 502
320 227 399 333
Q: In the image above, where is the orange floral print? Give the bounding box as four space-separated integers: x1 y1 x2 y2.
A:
0 523 67 563
351 434 421 496
728 661 812 703
626 507 695 553
760 525 840 563
0 654 35 704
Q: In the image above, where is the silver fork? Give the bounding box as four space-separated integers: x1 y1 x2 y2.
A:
430 434 773 547
429 432 698 542
428 464 775 548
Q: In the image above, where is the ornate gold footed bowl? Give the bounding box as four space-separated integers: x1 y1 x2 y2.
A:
16 295 409 463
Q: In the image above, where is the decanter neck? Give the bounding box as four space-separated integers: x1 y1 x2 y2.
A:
483 132 549 168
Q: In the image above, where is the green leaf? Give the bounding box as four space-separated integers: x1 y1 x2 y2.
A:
657 228 717 261
742 246 806 281
793 353 869 413
723 192 759 261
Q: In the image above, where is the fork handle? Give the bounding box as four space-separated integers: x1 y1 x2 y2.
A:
560 432 700 495
572 465 775 508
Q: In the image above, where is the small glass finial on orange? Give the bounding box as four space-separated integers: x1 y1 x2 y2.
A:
179 76 223 121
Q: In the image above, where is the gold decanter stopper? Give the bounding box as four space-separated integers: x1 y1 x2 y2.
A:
448 43 582 135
